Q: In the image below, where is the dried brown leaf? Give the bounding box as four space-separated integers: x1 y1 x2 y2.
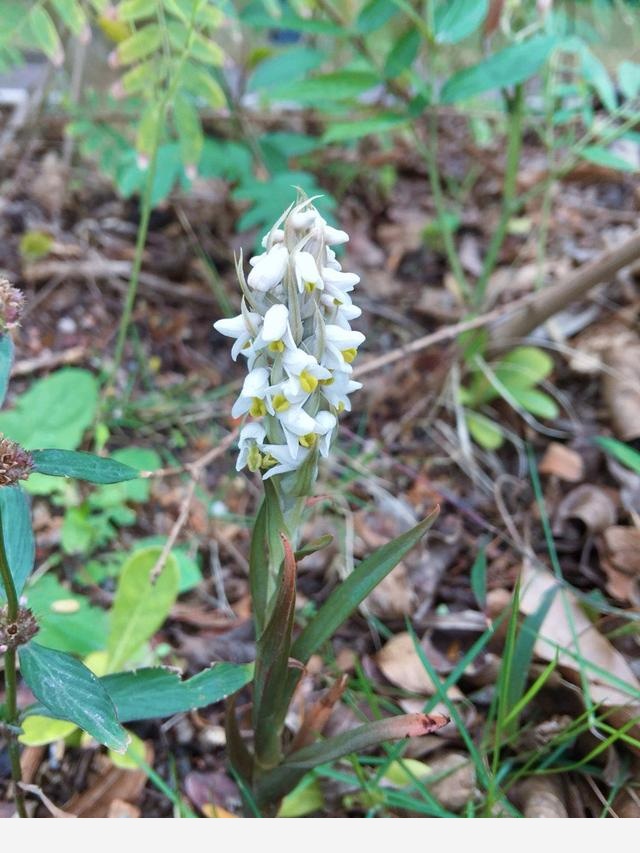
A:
539 443 584 482
376 633 463 699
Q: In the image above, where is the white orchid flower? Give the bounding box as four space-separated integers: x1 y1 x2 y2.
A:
283 347 331 394
255 304 296 354
322 324 366 373
261 443 310 480
247 243 289 292
236 422 267 472
293 251 323 294
231 367 273 419
214 195 364 480
319 371 362 413
213 311 262 361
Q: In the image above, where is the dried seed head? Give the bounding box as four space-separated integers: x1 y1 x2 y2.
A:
0 606 39 649
0 436 33 486
0 279 25 331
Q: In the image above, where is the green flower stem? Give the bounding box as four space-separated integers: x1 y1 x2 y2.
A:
0 516 26 818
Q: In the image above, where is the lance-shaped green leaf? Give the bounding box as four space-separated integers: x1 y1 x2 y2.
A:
294 534 333 562
0 486 34 599
291 508 439 665
225 694 255 787
253 533 296 768
0 334 14 408
249 479 285 637
100 663 253 722
19 642 129 753
441 35 559 103
30 449 139 484
256 713 449 807
107 547 180 672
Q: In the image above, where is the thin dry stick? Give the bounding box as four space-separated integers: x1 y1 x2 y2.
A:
355 228 640 378
488 228 640 352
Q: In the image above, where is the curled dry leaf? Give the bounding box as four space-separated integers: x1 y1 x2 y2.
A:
602 339 640 442
552 484 617 538
516 776 568 818
520 560 640 710
539 443 584 482
601 526 640 603
376 632 463 699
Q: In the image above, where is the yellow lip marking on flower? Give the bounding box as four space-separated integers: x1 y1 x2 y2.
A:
241 340 251 349
335 402 345 414
299 370 319 393
250 398 267 417
261 453 278 469
304 281 316 293
272 393 290 413
268 340 285 353
318 377 334 386
247 445 263 472
341 348 357 364
299 433 317 448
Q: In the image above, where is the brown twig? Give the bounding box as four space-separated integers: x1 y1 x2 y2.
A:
488 228 640 352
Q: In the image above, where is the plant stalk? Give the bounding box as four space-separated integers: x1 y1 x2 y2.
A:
473 85 525 308
0 514 26 818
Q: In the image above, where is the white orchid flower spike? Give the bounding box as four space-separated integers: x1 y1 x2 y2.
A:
213 194 365 479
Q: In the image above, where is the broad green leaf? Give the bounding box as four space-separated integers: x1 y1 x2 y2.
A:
291 510 439 664
324 115 408 143
356 0 396 33
618 61 640 101
25 574 109 656
19 642 129 752
248 47 326 91
89 447 159 507
580 145 637 172
466 412 503 449
276 71 379 103
383 29 420 79
31 449 139 484
101 663 253 721
594 436 640 474
19 715 77 747
0 486 34 599
28 7 63 65
441 36 559 103
107 546 180 672
510 387 558 419
0 368 98 450
0 334 13 407
434 0 488 44
495 346 554 389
